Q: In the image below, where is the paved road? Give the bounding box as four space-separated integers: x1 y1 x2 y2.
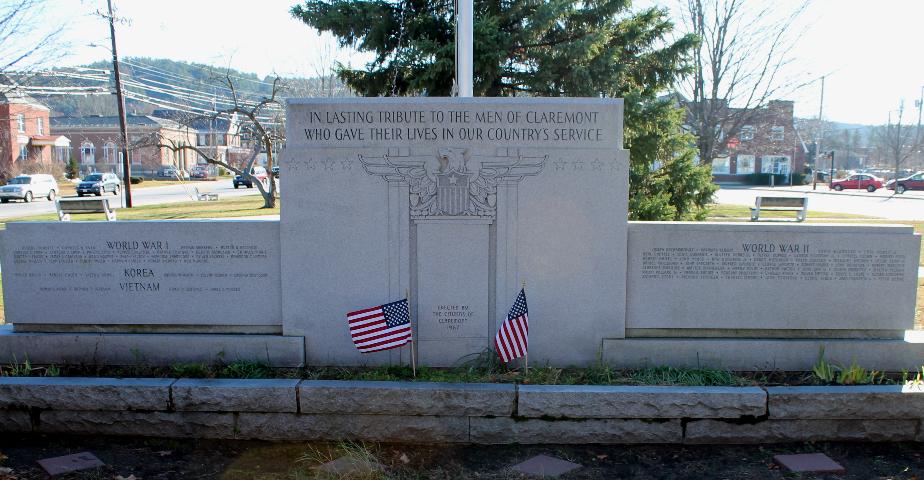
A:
0 180 271 220
714 184 924 220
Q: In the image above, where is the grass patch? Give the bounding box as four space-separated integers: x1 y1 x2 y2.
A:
0 194 277 228
706 203 877 220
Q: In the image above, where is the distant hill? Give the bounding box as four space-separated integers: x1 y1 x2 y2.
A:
28 57 349 117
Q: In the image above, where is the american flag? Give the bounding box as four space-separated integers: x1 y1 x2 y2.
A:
347 299 412 353
495 289 529 363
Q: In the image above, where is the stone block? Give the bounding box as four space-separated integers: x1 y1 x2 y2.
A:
299 380 515 416
470 417 681 444
282 98 630 367
0 377 172 411
236 413 469 442
603 337 924 372
172 379 299 412
684 419 916 444
626 222 921 333
0 409 32 432
518 385 765 419
768 385 924 419
37 410 235 439
1 221 282 329
0 327 305 367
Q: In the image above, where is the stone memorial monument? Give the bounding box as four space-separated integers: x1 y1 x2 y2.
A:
280 98 629 366
0 96 921 371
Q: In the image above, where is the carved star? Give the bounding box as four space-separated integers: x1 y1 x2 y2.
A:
449 173 458 184
322 159 335 171
341 160 353 170
572 160 584 171
553 159 567 170
590 159 603 171
307 159 316 170
288 161 300 172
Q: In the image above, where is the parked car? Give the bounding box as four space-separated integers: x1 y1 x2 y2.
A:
189 165 210 179
0 174 58 203
77 172 121 197
233 166 269 189
886 171 924 194
829 173 884 192
271 165 280 178
158 166 189 179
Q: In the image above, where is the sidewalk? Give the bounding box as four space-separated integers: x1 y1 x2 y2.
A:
719 183 924 200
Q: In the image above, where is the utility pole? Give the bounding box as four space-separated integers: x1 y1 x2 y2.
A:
455 0 473 97
107 0 132 207
813 75 825 190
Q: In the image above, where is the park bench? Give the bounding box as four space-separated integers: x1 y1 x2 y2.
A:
194 187 218 201
750 196 807 222
56 197 117 221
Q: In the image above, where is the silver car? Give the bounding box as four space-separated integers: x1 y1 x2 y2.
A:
0 174 58 203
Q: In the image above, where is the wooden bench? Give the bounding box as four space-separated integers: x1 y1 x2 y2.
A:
194 187 218 201
56 197 117 221
750 196 807 222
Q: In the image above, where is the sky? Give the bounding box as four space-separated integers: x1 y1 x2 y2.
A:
22 0 924 126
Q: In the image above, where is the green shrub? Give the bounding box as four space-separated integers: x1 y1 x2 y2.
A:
170 362 210 378
220 360 270 379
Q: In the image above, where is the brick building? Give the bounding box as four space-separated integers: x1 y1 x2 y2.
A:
50 115 196 177
0 89 70 177
699 100 803 182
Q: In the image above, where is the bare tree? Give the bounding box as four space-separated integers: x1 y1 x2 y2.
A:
0 0 67 80
679 0 808 164
874 101 923 192
151 76 284 208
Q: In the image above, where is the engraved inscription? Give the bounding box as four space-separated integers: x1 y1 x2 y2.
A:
432 304 474 332
641 245 907 282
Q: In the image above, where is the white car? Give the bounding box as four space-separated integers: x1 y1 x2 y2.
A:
0 174 58 203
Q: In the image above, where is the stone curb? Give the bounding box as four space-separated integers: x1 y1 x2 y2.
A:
0 377 173 411
767 385 924 419
1 378 921 443
517 385 766 419
172 379 300 413
298 380 516 416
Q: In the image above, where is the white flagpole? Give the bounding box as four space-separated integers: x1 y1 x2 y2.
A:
406 288 416 378
456 0 473 97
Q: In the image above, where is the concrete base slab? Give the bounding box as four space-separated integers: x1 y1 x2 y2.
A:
0 325 305 367
512 455 582 477
603 337 924 371
773 453 845 474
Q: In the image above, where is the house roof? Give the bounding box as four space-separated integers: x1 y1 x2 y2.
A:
0 88 50 111
50 115 183 129
151 109 237 133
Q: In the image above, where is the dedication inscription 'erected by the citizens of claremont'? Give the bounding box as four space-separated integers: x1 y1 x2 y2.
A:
1 221 282 329
280 98 630 366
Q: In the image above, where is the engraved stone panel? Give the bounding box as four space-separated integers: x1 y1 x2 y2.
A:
1 221 281 329
626 222 921 333
281 98 629 366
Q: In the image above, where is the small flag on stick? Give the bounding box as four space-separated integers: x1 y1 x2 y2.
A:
347 299 412 353
495 288 529 363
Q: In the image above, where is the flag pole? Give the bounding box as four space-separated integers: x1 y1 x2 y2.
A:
406 288 417 378
521 280 528 376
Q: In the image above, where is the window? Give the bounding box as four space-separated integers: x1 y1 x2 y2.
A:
80 141 95 164
103 142 118 164
761 155 791 174
36 118 44 135
740 125 754 141
736 154 755 175
711 156 730 174
770 126 785 141
197 134 209 146
19 145 28 161
16 114 25 133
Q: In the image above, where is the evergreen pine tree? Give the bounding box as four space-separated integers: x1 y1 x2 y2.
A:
291 0 716 219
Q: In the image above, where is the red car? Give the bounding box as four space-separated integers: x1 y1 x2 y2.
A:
886 171 924 193
829 174 883 192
